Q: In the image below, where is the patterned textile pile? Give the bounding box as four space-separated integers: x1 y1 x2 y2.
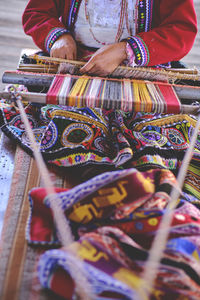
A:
0 101 200 299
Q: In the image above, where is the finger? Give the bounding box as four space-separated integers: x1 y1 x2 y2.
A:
51 51 66 59
90 64 115 76
92 70 108 77
80 60 95 74
65 51 74 61
73 48 77 60
51 47 67 59
85 65 108 76
50 49 57 57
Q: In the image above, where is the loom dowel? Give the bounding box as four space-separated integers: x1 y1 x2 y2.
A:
28 54 200 82
174 85 200 100
28 54 199 74
180 105 200 114
1 71 200 114
2 71 54 87
0 91 46 104
2 71 200 101
18 63 58 73
0 91 199 115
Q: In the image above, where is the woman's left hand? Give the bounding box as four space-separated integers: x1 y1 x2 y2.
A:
79 41 127 76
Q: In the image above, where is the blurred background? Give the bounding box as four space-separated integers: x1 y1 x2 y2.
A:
0 0 199 90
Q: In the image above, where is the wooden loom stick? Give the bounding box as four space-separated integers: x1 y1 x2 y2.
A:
29 53 198 74
28 54 200 82
2 70 200 102
2 71 54 87
0 92 199 115
10 91 94 300
136 110 200 300
0 89 200 115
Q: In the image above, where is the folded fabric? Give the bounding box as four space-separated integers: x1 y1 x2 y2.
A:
27 168 177 246
38 231 200 300
25 166 200 299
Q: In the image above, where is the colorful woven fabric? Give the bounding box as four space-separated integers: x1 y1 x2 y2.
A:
27 168 176 245
46 74 181 113
1 147 200 299
25 168 200 299
1 103 200 199
38 235 200 300
0 105 199 167
1 97 200 298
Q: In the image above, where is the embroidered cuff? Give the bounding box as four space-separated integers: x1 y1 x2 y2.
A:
45 28 70 53
125 43 136 67
125 36 150 66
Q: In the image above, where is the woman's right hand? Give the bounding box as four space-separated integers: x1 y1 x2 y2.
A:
50 33 77 60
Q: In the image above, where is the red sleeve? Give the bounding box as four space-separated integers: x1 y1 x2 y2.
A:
126 0 197 66
22 0 71 53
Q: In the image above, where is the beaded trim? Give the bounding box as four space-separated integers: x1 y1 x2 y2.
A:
137 0 154 33
126 35 149 66
68 0 82 29
124 0 153 66
45 27 70 53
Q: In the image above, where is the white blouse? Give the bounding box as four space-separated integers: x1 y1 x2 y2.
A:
74 0 136 48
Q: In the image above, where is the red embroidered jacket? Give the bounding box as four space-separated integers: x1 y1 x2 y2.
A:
22 0 197 67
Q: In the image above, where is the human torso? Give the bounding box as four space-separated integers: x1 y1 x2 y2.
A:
74 0 136 48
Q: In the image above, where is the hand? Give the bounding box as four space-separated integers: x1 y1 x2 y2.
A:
50 34 77 60
79 42 127 76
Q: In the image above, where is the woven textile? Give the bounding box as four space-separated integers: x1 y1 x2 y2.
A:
1 104 200 200
1 102 200 299
1 157 200 299
1 103 200 204
27 168 200 299
0 105 199 169
46 74 181 113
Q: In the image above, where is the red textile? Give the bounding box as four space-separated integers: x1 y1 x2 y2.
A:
22 0 197 66
157 84 181 114
46 75 65 105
